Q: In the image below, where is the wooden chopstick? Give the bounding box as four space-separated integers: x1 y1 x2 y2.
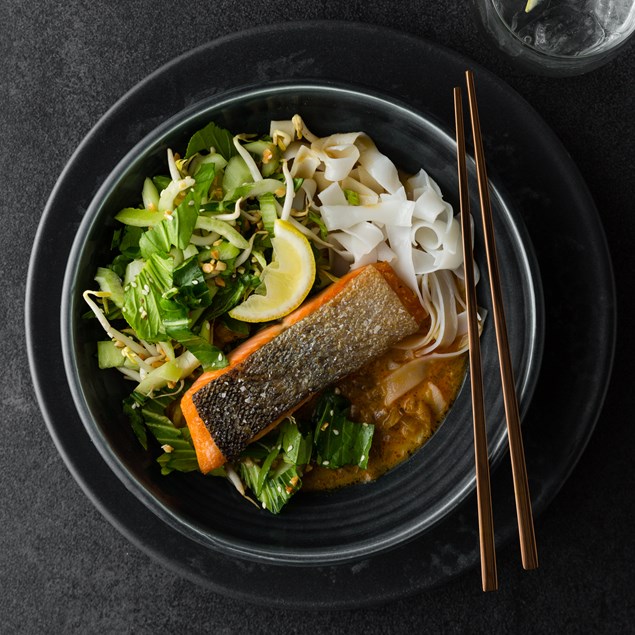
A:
464 69 539 572
454 86 498 593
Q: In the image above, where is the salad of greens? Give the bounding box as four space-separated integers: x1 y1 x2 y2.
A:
84 118 374 513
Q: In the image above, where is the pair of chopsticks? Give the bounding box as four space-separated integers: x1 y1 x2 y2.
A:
454 70 539 592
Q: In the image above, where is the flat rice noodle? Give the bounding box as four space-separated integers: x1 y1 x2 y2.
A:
318 181 348 206
411 217 463 272
311 133 361 182
425 382 447 415
356 135 402 194
376 242 397 263
340 176 380 205
398 270 458 355
355 165 386 195
411 247 436 275
340 222 385 251
384 357 431 405
299 178 317 203
282 140 302 160
320 200 414 231
413 188 448 222
290 145 321 179
330 222 385 269
385 224 422 302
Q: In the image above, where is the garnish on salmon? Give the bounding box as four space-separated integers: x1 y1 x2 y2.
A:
181 262 426 474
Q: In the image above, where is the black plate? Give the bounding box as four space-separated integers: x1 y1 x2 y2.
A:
26 22 615 607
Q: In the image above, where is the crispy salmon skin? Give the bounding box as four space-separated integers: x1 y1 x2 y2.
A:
181 262 425 473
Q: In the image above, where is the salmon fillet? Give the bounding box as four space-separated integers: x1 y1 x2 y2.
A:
182 262 425 473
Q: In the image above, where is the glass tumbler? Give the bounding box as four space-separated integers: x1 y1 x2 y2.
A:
471 0 635 75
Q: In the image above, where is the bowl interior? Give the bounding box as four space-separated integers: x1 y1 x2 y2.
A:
62 83 543 565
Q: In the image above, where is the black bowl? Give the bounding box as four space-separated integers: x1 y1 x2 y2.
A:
61 82 543 565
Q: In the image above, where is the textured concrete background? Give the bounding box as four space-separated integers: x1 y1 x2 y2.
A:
3 0 634 632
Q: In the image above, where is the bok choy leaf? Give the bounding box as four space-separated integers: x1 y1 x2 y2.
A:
312 390 374 469
185 121 237 161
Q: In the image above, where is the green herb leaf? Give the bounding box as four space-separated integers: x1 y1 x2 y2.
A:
122 252 173 341
343 189 361 206
109 254 132 279
279 418 313 466
238 458 301 514
137 395 199 475
308 211 329 240
165 317 227 371
312 390 374 469
153 175 172 192
185 121 237 161
139 191 200 259
119 226 143 258
172 256 213 310
203 274 255 321
123 394 148 450
192 162 216 201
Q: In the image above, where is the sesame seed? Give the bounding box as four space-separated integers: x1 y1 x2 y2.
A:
188 200 195 206
322 460 330 466
287 445 293 452
192 279 199 285
360 455 365 463
333 430 339 436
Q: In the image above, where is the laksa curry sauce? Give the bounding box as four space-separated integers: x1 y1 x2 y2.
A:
303 339 468 491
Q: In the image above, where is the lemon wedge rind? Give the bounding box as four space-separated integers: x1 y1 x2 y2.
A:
228 219 316 323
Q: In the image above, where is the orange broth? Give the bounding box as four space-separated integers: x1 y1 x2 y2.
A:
302 348 467 491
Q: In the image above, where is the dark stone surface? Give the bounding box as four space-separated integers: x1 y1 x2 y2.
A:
3 0 633 632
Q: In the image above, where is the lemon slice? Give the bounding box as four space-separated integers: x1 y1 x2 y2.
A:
229 219 316 323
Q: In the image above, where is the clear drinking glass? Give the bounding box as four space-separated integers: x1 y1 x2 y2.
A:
472 0 635 75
